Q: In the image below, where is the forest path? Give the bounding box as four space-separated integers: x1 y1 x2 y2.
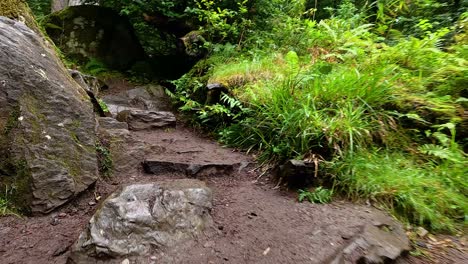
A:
0 79 463 264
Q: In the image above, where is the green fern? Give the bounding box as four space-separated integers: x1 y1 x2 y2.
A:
298 187 333 204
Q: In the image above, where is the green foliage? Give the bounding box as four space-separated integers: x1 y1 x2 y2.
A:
98 99 110 113
298 187 333 204
373 0 468 38
0 187 20 217
331 148 467 232
84 58 110 75
95 142 113 178
85 0 260 45
25 0 51 18
185 0 250 41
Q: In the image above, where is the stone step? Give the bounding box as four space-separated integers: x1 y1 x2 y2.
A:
116 109 176 131
143 159 249 177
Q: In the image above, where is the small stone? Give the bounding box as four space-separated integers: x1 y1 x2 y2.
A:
204 241 215 248
121 259 130 264
150 256 157 260
416 241 428 248
263 247 271 256
50 217 59 226
88 201 96 206
53 243 70 256
341 231 354 240
416 227 429 238
58 213 67 218
312 230 322 236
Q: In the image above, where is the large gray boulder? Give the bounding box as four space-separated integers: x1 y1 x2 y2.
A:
44 5 145 70
0 17 98 214
102 85 173 117
69 180 213 262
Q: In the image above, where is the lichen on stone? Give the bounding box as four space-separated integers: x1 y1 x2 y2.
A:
0 0 40 33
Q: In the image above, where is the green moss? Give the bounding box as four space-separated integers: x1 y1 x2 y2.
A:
95 141 113 178
0 0 41 33
70 132 80 144
25 0 51 18
2 106 20 136
0 159 32 214
0 108 31 213
1 106 21 182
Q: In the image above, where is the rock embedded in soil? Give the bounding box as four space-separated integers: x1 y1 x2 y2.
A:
278 159 320 187
116 109 176 131
0 17 98 213
102 85 172 117
98 117 129 131
143 159 243 176
330 216 411 264
68 180 213 262
69 70 106 97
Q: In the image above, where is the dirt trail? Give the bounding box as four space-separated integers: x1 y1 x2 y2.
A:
0 81 466 264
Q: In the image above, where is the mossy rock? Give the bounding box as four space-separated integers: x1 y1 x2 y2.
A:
0 0 40 33
0 16 99 214
43 5 145 71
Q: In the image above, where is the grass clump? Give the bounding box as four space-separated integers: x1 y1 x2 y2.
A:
332 147 467 231
0 187 20 217
298 187 333 204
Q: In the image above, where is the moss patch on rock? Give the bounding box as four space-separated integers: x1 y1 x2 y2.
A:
0 0 40 33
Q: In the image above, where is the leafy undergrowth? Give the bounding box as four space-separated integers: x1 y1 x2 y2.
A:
332 148 467 231
166 1 467 232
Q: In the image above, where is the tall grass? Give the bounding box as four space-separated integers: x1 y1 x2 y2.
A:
220 58 398 162
331 149 467 231
0 187 19 217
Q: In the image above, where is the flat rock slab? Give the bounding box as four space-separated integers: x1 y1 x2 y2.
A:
116 109 176 131
97 117 129 131
102 85 172 117
69 180 213 263
143 159 246 176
